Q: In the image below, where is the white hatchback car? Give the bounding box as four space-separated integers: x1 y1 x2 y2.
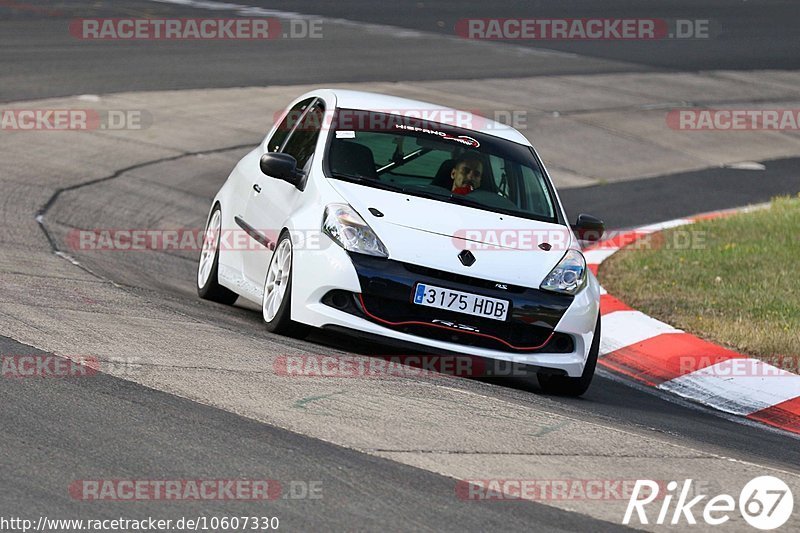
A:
198 89 605 395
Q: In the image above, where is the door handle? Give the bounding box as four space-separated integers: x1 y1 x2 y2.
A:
253 183 261 193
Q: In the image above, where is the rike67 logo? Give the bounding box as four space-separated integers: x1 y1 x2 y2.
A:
624 476 794 530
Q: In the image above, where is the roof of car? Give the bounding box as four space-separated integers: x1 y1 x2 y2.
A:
323 89 532 146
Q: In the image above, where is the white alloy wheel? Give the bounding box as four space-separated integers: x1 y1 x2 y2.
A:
197 209 221 289
263 237 292 322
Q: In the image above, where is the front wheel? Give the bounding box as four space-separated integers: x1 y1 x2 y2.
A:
537 315 600 397
197 205 239 305
262 232 310 338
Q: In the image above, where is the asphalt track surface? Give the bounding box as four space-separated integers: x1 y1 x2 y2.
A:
559 157 800 230
2 1 800 531
2 0 800 101
0 336 626 532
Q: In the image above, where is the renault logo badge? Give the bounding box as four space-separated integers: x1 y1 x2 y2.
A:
458 249 476 267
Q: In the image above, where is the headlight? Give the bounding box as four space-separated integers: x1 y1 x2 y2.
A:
322 204 389 257
540 249 586 295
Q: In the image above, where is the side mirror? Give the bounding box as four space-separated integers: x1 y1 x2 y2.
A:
260 153 303 188
572 213 605 242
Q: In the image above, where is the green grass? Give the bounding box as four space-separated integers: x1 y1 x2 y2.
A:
599 195 800 364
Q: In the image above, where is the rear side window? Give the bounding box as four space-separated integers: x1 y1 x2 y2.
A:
281 100 326 171
267 97 315 153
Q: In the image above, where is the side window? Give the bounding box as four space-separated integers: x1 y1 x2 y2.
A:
520 165 554 218
267 98 315 152
281 100 325 170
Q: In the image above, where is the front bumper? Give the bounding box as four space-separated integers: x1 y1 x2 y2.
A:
290 243 600 377
327 254 576 354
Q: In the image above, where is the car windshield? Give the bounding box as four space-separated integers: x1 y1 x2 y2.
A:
324 109 559 223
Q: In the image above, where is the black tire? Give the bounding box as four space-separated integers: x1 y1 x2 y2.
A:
197 205 239 305
262 232 310 338
538 314 601 397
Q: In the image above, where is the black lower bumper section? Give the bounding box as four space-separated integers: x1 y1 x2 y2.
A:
323 254 575 355
321 325 569 377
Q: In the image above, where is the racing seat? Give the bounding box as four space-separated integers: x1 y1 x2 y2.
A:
329 141 378 179
431 159 456 189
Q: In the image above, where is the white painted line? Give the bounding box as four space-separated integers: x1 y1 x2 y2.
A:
600 310 682 355
584 248 618 265
636 218 692 233
660 359 800 416
597 366 800 441
725 161 766 170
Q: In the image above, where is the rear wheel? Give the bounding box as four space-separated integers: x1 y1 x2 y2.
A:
538 315 600 397
262 232 310 338
197 206 239 305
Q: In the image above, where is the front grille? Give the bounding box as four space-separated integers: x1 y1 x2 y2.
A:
402 263 527 293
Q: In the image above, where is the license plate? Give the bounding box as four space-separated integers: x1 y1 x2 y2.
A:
412 283 510 321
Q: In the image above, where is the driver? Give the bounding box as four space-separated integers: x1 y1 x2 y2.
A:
450 153 483 195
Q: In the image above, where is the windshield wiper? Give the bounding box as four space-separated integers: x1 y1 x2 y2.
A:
410 189 498 211
329 172 406 193
381 186 502 211
440 193 532 219
441 194 487 209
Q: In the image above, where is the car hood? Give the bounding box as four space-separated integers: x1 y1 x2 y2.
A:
329 180 573 288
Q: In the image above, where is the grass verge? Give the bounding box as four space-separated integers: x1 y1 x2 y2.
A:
599 195 800 367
